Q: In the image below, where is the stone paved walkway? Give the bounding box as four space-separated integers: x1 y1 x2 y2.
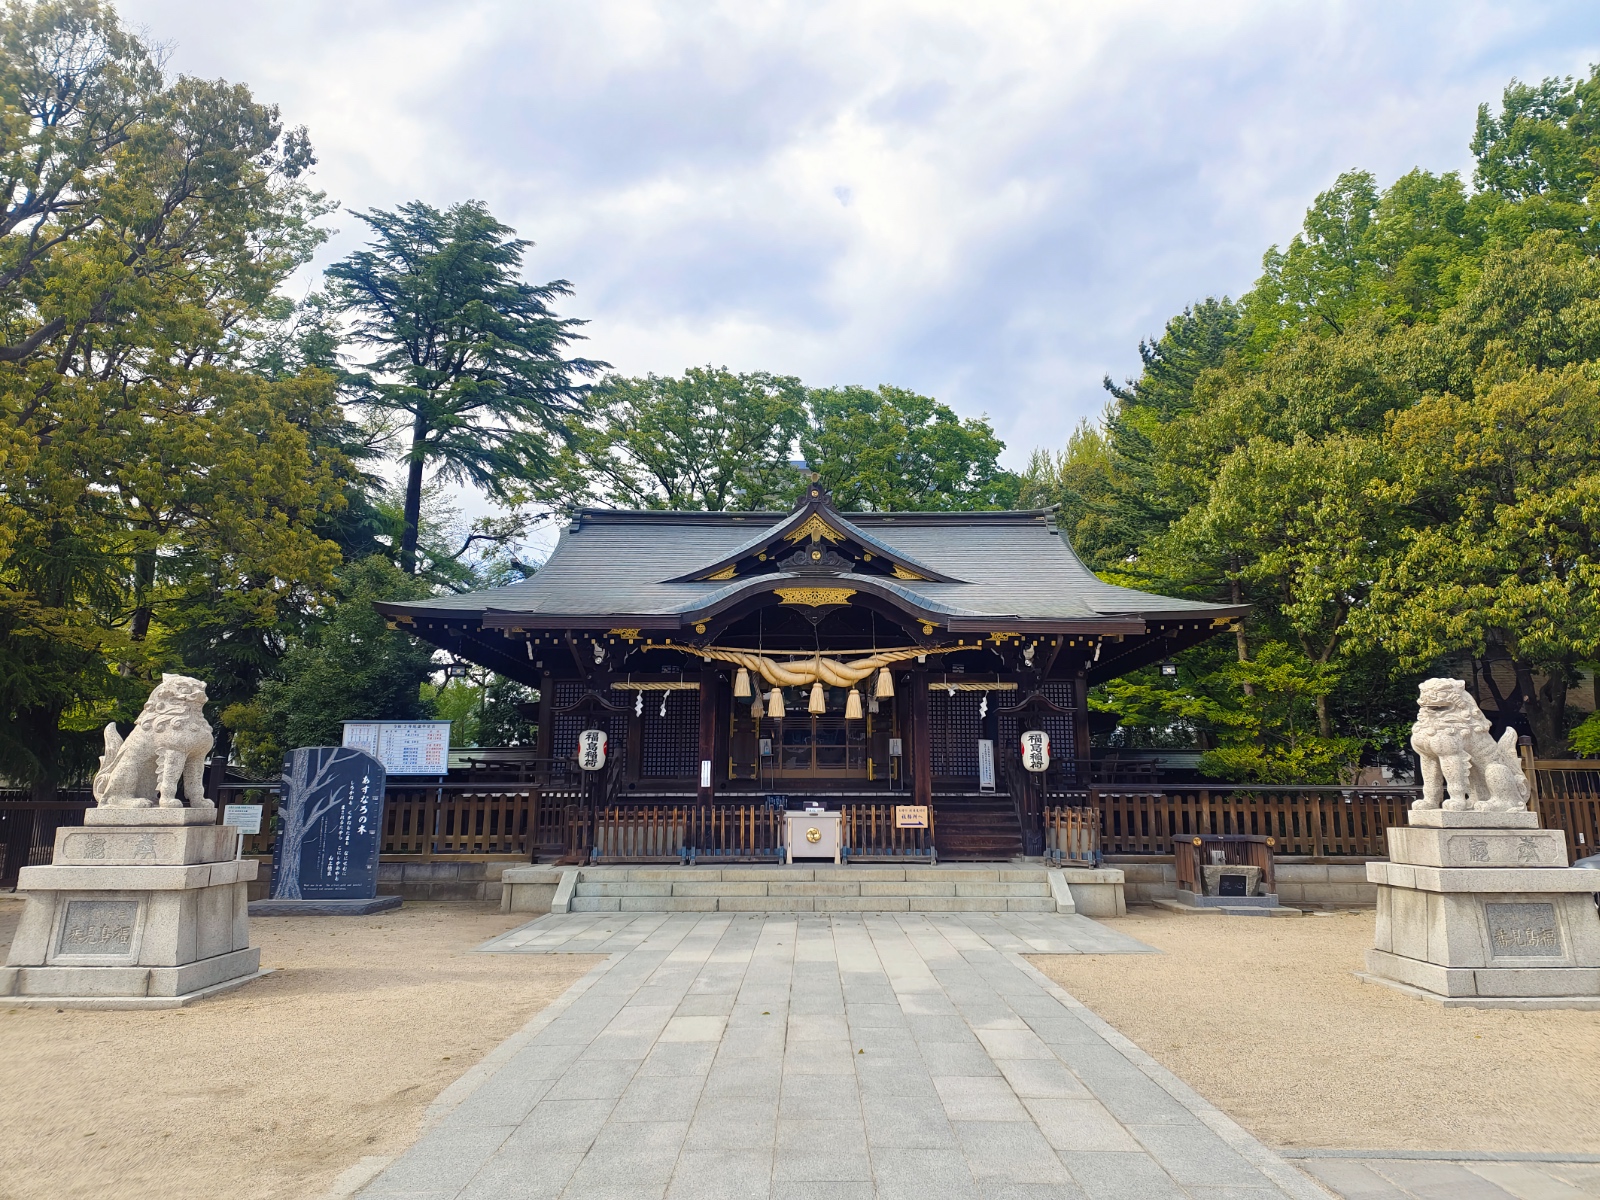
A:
356 912 1328 1199
1288 1152 1600 1199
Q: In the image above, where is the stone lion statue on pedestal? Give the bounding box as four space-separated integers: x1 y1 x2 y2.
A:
1410 677 1529 812
93 673 216 809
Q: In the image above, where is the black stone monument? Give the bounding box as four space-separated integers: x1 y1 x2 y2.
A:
251 746 401 916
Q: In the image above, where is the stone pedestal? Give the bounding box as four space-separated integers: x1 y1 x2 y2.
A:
0 808 265 1008
1361 809 1600 1008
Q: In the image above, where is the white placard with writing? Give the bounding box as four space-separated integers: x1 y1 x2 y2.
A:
977 740 996 791
577 729 608 771
1020 730 1051 773
700 759 713 788
222 804 263 835
342 720 451 776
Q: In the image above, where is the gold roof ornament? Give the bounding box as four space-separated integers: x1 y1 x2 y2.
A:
704 565 737 581
890 563 928 581
774 586 856 608
784 513 846 544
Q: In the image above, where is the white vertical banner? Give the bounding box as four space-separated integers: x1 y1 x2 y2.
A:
977 739 996 792
700 759 712 789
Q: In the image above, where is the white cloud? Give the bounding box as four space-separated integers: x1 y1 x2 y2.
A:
122 0 1600 473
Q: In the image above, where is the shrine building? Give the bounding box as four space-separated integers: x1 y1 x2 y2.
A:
376 483 1244 859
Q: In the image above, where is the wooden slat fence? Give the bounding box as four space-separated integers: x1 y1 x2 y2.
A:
1042 806 1099 865
592 805 689 863
1529 760 1600 862
687 805 786 863
0 795 94 888
840 804 936 862
1090 788 1418 857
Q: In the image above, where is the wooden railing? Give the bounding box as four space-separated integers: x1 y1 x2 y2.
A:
687 805 786 863
841 803 936 862
1076 787 1419 858
0 793 94 888
1042 805 1099 865
592 805 689 863
216 781 584 861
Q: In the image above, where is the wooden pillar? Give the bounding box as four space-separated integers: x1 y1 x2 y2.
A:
911 669 932 807
1074 669 1091 773
698 671 718 802
534 672 554 776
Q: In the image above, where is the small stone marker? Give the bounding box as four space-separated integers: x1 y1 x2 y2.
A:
1217 873 1247 897
256 747 399 916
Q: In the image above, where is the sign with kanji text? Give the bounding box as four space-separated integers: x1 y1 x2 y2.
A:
342 720 451 776
222 804 263 835
577 729 608 771
269 747 387 901
1020 730 1051 773
894 805 929 829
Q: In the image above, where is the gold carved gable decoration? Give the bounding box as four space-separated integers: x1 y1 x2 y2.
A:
784 513 846 544
774 586 856 608
890 563 928 581
703 565 737 581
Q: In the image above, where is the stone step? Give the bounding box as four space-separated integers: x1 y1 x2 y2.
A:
565 894 1060 914
571 879 1053 900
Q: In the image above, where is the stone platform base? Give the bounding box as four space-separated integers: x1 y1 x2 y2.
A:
1355 970 1600 1010
1 968 274 1010
1175 888 1281 909
1365 946 1600 999
1151 898 1302 917
1 945 262 999
249 896 402 917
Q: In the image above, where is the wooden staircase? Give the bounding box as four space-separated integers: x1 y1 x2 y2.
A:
932 792 1025 861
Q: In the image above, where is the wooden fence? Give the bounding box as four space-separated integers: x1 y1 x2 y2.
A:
1043 806 1099 865
841 803 936 862
1074 787 1419 858
217 782 585 861
1530 760 1600 862
0 793 93 888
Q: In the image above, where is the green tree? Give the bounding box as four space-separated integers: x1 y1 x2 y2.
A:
326 200 604 573
0 0 340 795
224 556 437 771
1354 365 1600 754
1473 67 1600 247
537 366 808 512
802 385 1018 511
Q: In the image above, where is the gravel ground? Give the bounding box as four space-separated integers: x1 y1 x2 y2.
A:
1031 907 1600 1154
0 897 599 1200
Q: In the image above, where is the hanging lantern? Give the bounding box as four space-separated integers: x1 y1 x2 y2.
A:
768 688 786 719
734 667 751 698
809 681 826 714
845 689 863 720
875 667 894 699
750 689 765 719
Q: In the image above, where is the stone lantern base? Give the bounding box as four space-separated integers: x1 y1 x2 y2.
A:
0 807 267 1009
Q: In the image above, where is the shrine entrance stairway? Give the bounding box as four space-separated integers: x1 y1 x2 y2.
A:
932 792 1025 861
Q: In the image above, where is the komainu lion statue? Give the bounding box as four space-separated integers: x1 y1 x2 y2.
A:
1410 677 1529 813
93 674 216 809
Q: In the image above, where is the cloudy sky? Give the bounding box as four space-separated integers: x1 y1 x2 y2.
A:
122 0 1600 471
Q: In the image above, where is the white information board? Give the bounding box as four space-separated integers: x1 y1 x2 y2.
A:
222 804 263 835
342 720 452 776
976 740 996 792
